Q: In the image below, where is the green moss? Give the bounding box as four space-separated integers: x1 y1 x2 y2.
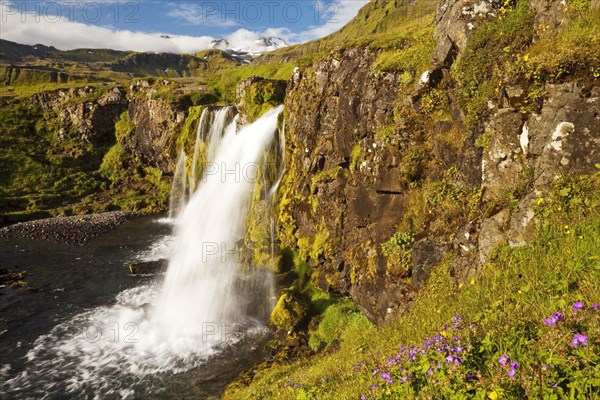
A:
372 25 436 77
240 79 287 123
269 291 309 332
349 142 364 175
375 124 395 144
308 301 373 352
98 143 124 181
382 230 415 277
310 166 342 194
176 105 204 157
114 111 135 144
310 229 330 261
452 0 536 125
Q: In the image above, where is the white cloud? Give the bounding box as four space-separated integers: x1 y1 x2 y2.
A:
0 5 214 53
296 0 370 42
166 2 238 27
0 0 370 53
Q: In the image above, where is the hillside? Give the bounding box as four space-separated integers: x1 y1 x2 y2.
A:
0 39 246 96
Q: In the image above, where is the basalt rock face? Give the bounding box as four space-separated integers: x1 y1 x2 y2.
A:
280 5 600 324
281 48 413 324
33 86 127 144
476 83 600 259
124 81 187 173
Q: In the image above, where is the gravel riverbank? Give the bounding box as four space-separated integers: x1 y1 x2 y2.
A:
0 211 143 244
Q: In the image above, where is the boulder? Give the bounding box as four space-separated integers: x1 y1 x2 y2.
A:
128 259 168 275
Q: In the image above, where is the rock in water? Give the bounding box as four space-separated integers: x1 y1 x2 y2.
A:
128 259 168 275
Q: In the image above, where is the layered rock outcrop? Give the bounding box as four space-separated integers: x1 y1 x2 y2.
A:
126 81 187 173
33 86 127 144
279 1 600 324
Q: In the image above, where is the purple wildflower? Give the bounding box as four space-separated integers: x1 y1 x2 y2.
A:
553 312 564 320
371 368 380 377
380 372 393 385
452 316 463 328
465 372 475 381
573 301 585 313
572 334 588 348
592 303 599 311
552 382 559 388
285 381 293 387
369 383 378 391
544 312 564 326
446 355 463 365
294 384 300 389
426 367 434 376
498 355 510 367
507 361 519 379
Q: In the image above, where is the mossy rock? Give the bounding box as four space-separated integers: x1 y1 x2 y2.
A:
268 290 310 333
236 77 286 124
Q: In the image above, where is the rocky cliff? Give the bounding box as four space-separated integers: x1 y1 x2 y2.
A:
277 0 600 324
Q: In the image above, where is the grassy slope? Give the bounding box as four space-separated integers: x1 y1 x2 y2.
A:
223 1 600 399
225 173 600 399
206 0 439 102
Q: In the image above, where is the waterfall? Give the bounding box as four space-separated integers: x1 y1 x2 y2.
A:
189 108 210 195
3 106 285 397
170 106 237 218
189 106 236 196
168 150 187 219
155 105 283 330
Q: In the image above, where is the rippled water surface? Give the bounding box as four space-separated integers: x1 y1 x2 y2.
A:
0 217 270 399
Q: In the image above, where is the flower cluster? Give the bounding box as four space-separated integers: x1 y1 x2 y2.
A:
357 316 476 398
352 302 598 399
544 301 594 349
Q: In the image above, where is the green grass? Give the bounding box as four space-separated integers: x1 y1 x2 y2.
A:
207 63 294 102
257 0 437 67
224 173 600 399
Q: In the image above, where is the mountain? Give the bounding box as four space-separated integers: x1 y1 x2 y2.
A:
0 39 244 85
210 36 287 57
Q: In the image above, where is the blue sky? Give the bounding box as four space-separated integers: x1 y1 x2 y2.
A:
0 1 370 53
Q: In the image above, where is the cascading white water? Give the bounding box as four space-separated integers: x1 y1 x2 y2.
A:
168 150 187 219
189 106 236 196
2 106 284 398
154 105 282 331
189 108 210 195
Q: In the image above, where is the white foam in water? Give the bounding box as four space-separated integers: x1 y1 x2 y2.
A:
3 106 283 398
135 234 176 262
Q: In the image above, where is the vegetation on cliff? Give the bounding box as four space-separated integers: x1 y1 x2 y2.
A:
225 172 600 400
